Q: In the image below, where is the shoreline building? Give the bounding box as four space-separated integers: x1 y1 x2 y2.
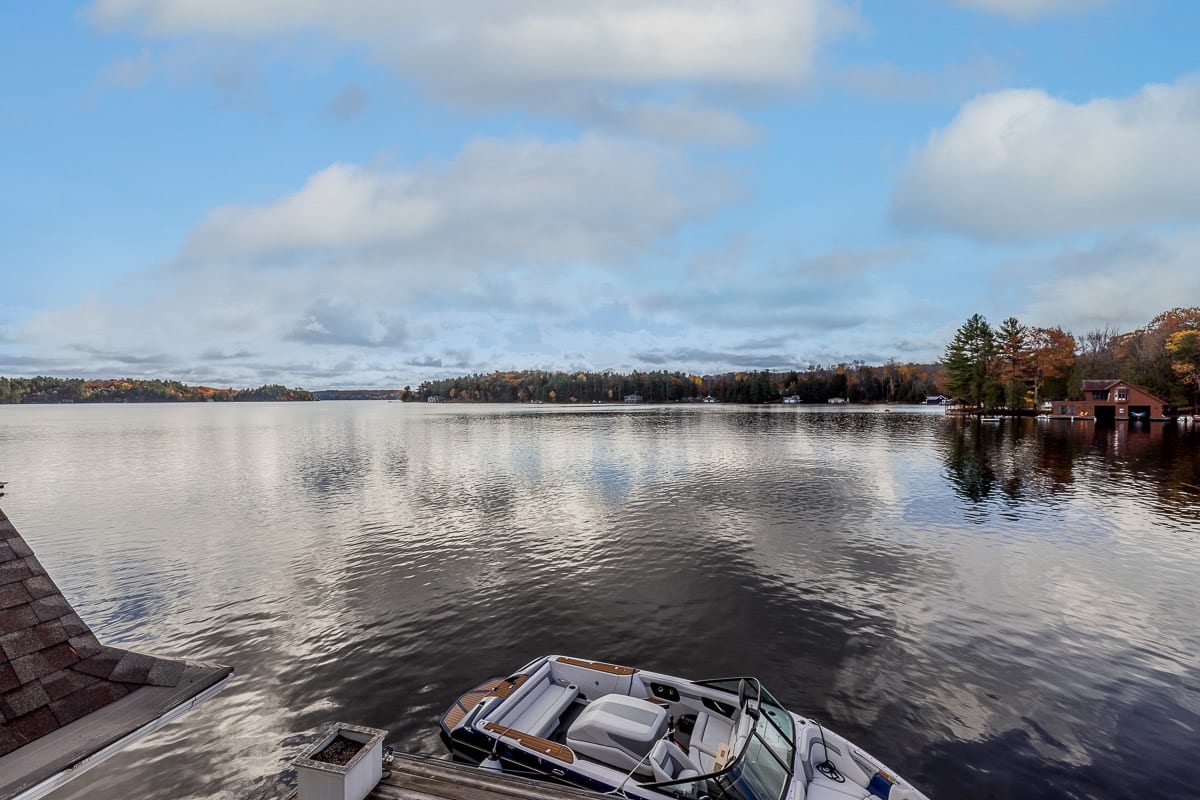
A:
1051 380 1171 422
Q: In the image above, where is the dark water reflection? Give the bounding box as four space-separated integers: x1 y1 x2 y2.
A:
0 404 1198 800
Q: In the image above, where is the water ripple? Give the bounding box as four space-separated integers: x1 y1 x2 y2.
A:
0 403 1197 799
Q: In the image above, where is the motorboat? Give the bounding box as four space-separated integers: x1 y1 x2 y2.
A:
440 655 929 800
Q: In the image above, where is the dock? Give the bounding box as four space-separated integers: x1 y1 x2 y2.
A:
284 751 602 800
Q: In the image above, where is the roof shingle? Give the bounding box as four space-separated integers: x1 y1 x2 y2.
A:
0 505 230 766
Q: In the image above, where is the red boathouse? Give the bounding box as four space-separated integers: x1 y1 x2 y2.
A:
1052 379 1171 422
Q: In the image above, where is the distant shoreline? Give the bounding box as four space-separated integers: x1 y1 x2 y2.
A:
0 377 314 404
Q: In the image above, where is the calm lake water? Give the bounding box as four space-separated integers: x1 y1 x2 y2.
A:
1 403 1198 800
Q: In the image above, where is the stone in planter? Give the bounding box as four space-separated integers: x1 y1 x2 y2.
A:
293 723 387 800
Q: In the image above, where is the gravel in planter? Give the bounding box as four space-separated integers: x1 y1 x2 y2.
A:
312 735 365 766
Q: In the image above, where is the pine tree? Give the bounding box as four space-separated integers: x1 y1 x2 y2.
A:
943 314 998 407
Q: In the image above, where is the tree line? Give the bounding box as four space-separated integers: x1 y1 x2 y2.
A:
417 363 944 404
942 307 1200 410
0 377 315 404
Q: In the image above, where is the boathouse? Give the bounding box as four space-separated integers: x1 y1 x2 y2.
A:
1053 380 1170 422
624 394 642 404
0 505 231 798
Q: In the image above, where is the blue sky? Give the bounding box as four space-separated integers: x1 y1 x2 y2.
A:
2 0 1198 388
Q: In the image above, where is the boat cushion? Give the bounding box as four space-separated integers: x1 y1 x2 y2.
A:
491 662 555 719
690 711 735 757
491 664 578 738
649 740 703 783
686 711 756 776
566 694 669 775
507 682 579 738
688 747 719 774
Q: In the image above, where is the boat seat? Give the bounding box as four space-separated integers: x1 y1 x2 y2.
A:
566 694 669 776
688 710 735 769
504 681 579 739
491 667 579 739
648 740 702 783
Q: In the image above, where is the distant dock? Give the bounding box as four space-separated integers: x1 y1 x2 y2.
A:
944 407 1037 418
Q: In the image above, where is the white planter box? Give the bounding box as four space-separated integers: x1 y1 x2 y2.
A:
293 723 387 800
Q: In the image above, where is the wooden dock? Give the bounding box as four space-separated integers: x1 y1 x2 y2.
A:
285 751 602 800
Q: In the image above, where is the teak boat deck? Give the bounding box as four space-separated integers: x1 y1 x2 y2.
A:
284 750 601 800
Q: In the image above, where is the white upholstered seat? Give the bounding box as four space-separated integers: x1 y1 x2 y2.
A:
648 740 702 783
566 694 669 775
491 667 579 738
688 710 735 770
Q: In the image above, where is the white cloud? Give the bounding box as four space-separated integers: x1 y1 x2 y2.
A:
7 134 754 386
1019 232 1200 334
949 0 1108 21
184 135 730 265
7 231 946 388
893 76 1200 239
86 1 855 142
524 96 761 147
88 1 853 89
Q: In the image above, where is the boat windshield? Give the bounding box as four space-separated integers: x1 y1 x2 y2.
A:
647 679 796 800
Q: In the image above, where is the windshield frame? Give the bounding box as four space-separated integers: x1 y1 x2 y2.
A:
640 677 796 800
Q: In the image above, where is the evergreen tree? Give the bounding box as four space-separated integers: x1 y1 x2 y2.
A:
943 314 999 407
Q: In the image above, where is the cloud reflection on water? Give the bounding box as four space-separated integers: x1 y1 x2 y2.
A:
0 403 1196 799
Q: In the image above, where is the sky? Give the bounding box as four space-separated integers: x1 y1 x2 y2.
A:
2 0 1198 389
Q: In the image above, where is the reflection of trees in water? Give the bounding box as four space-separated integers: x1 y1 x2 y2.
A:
940 419 1083 511
940 418 1200 523
942 421 999 504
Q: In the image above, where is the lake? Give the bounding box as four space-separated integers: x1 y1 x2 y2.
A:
0 402 1197 800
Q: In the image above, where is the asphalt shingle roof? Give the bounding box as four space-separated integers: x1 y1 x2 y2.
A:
0 506 229 765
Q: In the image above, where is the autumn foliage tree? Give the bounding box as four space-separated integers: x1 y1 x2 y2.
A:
1027 327 1076 408
1114 307 1200 403
1166 328 1200 410
942 307 1200 410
